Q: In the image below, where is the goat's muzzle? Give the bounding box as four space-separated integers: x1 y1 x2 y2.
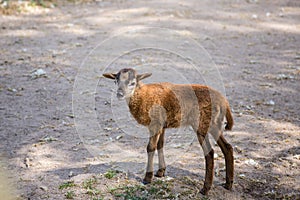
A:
117 90 125 100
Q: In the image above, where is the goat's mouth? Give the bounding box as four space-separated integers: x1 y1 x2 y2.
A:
117 93 125 100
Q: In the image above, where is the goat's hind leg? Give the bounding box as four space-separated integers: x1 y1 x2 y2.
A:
217 134 234 190
155 129 166 177
197 133 214 195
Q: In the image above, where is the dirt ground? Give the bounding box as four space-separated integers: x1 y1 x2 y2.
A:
0 0 299 199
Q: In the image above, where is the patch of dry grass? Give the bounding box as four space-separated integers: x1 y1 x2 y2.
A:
0 0 94 15
58 169 210 200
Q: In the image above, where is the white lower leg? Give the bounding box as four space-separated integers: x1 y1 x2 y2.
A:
146 152 155 172
158 149 166 170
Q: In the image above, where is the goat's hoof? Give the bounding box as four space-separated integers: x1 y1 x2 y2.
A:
142 172 153 184
200 188 209 195
200 184 211 195
142 179 151 185
224 181 233 190
155 168 165 178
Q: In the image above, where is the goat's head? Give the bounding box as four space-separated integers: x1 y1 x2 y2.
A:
103 68 152 100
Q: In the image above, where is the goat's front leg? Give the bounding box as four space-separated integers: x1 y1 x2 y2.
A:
143 105 166 183
155 129 166 177
143 126 160 184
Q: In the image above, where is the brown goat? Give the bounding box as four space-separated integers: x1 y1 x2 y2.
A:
103 68 234 195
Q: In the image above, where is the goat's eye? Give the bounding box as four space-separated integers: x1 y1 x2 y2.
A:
130 82 136 86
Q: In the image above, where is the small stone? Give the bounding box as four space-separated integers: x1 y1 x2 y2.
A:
116 135 123 140
104 127 112 131
293 155 300 160
245 159 259 167
7 88 17 93
276 74 294 80
249 60 258 64
214 153 219 159
291 163 297 168
24 157 31 168
234 146 243 153
69 171 74 177
40 186 48 191
238 174 246 178
265 100 275 106
164 176 174 181
30 69 47 79
67 23 74 27
251 14 258 19
39 136 58 142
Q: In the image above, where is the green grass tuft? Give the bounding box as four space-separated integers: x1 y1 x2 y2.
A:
65 191 75 199
59 181 76 190
104 169 118 179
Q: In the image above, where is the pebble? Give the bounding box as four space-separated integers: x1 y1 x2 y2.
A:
69 171 74 177
24 157 31 168
238 174 246 178
265 100 275 106
276 74 294 80
30 69 47 79
40 186 48 191
104 127 112 131
116 135 123 140
245 159 259 167
214 153 219 159
251 14 258 19
234 146 242 153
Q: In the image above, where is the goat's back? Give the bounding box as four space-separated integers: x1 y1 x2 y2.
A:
129 83 228 128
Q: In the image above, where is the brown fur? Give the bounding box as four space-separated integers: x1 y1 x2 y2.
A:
103 69 234 195
129 83 233 130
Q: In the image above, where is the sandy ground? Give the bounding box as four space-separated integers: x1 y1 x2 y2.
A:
0 0 299 199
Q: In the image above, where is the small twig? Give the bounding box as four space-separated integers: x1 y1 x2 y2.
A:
55 66 73 83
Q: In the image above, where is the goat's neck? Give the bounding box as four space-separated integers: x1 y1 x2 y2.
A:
125 97 131 105
125 81 144 105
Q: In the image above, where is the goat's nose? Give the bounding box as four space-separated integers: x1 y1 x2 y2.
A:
117 90 124 99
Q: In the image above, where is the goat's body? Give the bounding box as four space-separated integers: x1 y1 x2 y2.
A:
129 82 233 132
129 82 234 195
103 68 234 195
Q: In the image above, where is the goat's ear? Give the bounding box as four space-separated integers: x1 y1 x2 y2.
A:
103 73 117 80
137 73 152 81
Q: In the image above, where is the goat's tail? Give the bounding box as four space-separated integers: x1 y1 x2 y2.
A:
225 103 234 131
